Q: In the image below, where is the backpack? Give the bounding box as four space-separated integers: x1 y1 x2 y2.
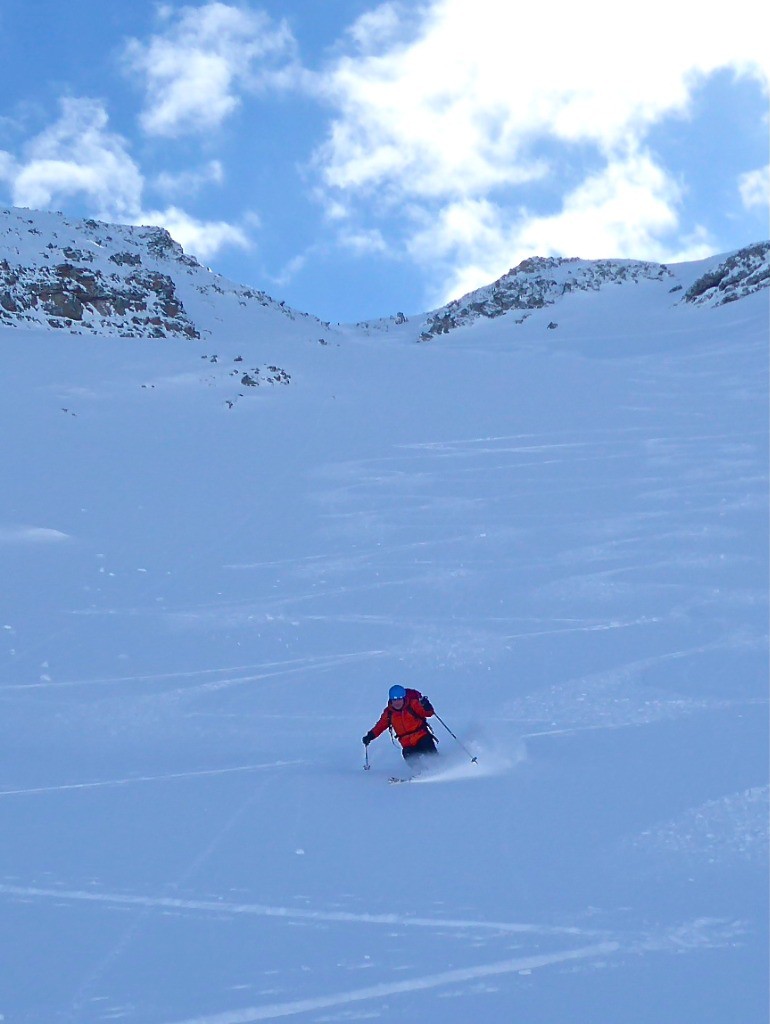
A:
387 689 437 745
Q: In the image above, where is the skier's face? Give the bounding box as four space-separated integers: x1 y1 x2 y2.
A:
389 697 405 709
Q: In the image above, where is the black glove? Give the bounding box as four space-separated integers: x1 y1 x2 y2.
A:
419 696 433 712
362 731 374 746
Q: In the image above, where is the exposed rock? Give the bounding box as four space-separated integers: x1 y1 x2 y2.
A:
0 238 199 338
683 243 770 307
110 251 142 267
62 246 92 263
417 256 673 341
266 365 291 385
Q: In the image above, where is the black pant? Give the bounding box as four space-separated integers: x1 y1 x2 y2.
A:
402 734 438 760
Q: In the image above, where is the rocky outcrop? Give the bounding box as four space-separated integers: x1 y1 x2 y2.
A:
683 242 770 307
0 208 321 340
417 256 673 341
0 213 204 338
0 256 199 338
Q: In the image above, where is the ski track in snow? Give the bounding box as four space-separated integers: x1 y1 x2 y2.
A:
0 649 388 693
160 942 620 1023
0 760 303 798
0 887 748 1023
1 246 766 1022
64 774 277 1024
0 883 608 938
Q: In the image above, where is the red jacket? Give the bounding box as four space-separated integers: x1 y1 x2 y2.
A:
369 689 434 749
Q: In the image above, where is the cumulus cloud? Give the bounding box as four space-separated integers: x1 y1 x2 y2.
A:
269 250 313 288
154 160 225 198
141 205 250 259
412 152 718 303
338 226 388 255
124 2 301 137
0 150 16 182
512 152 710 263
314 0 770 296
739 166 770 210
0 97 252 263
7 97 143 222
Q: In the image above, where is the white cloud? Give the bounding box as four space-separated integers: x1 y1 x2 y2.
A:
320 0 769 196
0 97 253 263
0 150 16 182
514 153 688 259
124 2 300 137
154 160 225 198
345 2 410 52
416 152 719 304
739 166 770 210
140 206 250 260
314 0 770 295
9 97 143 222
269 250 312 288
338 227 388 256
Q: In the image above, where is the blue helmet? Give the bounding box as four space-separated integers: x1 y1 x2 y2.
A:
388 684 406 701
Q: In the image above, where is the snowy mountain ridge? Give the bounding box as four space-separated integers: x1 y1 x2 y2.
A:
683 241 770 306
410 242 770 341
2 206 768 348
415 256 676 340
0 206 328 342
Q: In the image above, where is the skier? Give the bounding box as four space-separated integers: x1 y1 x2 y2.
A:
362 684 438 762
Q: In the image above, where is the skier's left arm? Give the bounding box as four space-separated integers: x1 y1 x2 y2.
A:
365 707 391 743
417 694 434 717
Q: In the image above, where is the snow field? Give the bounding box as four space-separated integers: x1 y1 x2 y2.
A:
0 270 767 1021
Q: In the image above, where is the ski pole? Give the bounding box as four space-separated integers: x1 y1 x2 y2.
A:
433 712 478 763
363 745 371 771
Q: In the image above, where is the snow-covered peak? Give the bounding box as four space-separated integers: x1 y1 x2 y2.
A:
2 206 769 349
396 245 769 342
0 206 329 342
683 241 770 307
413 256 673 340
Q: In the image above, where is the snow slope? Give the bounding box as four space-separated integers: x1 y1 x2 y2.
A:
0 214 767 1023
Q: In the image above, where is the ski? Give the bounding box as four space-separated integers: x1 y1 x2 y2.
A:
389 776 411 784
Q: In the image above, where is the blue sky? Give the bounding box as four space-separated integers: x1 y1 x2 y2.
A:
1 0 768 322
